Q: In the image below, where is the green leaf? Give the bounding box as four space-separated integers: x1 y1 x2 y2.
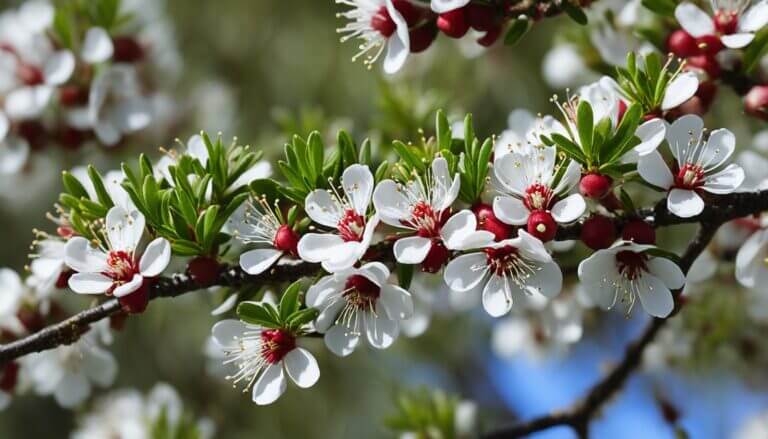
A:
562 1 588 25
504 16 530 45
171 240 203 256
307 131 325 180
397 263 414 290
87 166 115 209
641 0 677 16
359 138 372 166
551 134 588 165
436 110 452 151
286 308 319 330
603 103 642 163
279 280 303 322
619 188 636 213
463 114 475 160
744 27 768 73
576 100 594 159
237 302 281 328
62 171 89 200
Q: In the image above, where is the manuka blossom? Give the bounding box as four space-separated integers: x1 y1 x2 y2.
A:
230 199 301 275
735 216 768 289
298 164 379 272
64 207 171 298
307 262 413 356
373 157 464 273
494 110 566 158
337 0 410 73
637 115 744 218
578 241 686 317
492 145 585 242
675 0 768 49
211 319 319 405
443 229 563 317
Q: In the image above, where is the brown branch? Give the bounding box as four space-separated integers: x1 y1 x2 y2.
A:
483 220 723 438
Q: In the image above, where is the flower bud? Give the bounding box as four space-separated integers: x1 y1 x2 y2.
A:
437 8 470 38
622 219 656 245
112 36 145 63
421 240 450 273
187 256 221 287
274 224 300 256
59 85 89 107
694 35 724 56
409 23 438 53
579 173 612 199
580 214 616 250
686 54 721 79
467 4 496 31
118 282 150 314
666 30 698 58
527 210 557 242
392 0 423 26
472 203 512 241
745 85 768 121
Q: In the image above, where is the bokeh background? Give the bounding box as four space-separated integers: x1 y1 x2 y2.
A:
0 0 767 438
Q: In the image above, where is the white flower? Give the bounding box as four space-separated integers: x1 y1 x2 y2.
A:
230 199 300 275
81 27 114 64
430 0 470 13
87 65 152 146
590 23 656 68
337 0 410 74
0 268 26 336
577 241 686 317
494 110 567 158
444 229 563 317
492 145 585 228
373 158 479 270
0 125 29 175
307 262 414 356
637 115 745 218
211 319 320 405
298 164 378 272
675 1 768 49
64 207 171 297
23 329 117 408
542 44 598 89
70 166 136 211
735 219 768 289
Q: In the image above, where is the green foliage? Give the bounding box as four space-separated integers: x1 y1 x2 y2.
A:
52 0 132 49
237 280 318 333
562 1 588 25
504 17 530 45
744 27 768 73
641 0 678 17
448 113 492 204
384 389 472 439
121 133 255 256
58 166 116 241
150 406 204 439
615 52 682 116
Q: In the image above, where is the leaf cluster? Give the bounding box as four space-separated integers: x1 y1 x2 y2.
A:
236 281 318 334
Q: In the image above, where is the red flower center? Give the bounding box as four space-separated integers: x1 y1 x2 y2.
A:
615 250 648 281
106 250 138 283
16 63 43 86
714 10 739 35
523 183 554 212
407 201 445 238
260 329 296 364
371 6 396 37
485 245 522 277
344 274 381 310
338 209 366 242
674 163 705 189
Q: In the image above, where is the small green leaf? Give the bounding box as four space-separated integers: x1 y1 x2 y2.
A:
576 100 594 159
504 16 530 45
551 134 588 165
397 263 414 290
641 0 677 16
436 110 452 152
286 308 319 330
237 302 281 328
87 166 115 209
562 1 588 25
279 280 303 322
744 27 768 73
62 171 89 200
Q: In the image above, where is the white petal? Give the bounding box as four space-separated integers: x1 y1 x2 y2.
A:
383 0 410 74
736 230 768 288
314 299 345 333
373 179 411 227
105 206 145 252
138 238 171 277
721 33 754 48
81 27 114 64
94 120 121 146
64 237 108 273
358 261 390 285
54 372 90 408
187 134 209 165
740 1 768 32
581 280 618 309
211 319 247 349
68 272 113 294
0 269 22 316
364 312 399 349
440 210 477 248
667 188 704 218
667 115 704 165
674 2 715 37
0 113 8 141
482 276 513 317
341 164 374 216
113 273 143 297
304 190 343 227
494 153 529 195
637 274 674 317
81 346 117 387
431 158 460 211
252 363 287 405
515 230 552 263
306 275 345 308
550 194 586 224
526 261 563 298
687 249 717 283
638 151 674 189
444 253 488 292
646 257 686 290
43 51 75 85
553 160 582 194
240 249 283 275
578 249 619 284
378 284 414 320
701 128 736 171
19 1 54 32
284 348 320 389
430 0 471 13
324 324 360 357
633 118 667 156
393 236 433 264
321 241 366 272
493 196 529 226
702 164 744 194
661 72 699 110
0 136 29 174
227 162 272 193
113 98 152 132
5 86 52 119
297 233 345 263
